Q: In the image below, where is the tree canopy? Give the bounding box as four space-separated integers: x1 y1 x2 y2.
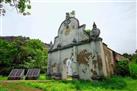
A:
0 36 48 75
0 0 31 16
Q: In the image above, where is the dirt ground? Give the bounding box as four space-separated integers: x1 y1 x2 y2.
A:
0 80 43 91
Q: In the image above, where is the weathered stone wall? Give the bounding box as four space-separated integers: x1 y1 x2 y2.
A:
60 48 73 79
48 39 106 80
103 44 114 76
47 51 60 74
77 41 103 80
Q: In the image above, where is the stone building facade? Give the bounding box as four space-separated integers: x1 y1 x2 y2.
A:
47 11 125 80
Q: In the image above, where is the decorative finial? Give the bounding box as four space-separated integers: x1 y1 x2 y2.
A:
70 10 75 17
93 22 97 28
50 41 52 46
90 22 100 40
66 12 70 19
50 41 52 44
49 41 53 50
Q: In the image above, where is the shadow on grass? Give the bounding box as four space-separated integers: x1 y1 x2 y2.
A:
60 76 127 90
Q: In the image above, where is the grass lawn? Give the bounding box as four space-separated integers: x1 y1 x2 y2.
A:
0 75 137 91
0 76 7 80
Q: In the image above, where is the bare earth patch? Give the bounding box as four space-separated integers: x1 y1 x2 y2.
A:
0 81 42 91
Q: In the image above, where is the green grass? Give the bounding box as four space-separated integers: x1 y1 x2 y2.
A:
0 85 8 91
38 74 46 80
23 80 113 91
0 74 46 80
23 76 137 91
0 76 7 80
0 76 137 91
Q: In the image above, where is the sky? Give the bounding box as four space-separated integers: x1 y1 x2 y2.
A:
0 0 136 54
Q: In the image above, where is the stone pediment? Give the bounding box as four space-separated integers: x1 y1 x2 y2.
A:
49 11 100 51
51 17 89 50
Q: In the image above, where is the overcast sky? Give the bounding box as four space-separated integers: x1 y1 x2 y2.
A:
0 0 136 54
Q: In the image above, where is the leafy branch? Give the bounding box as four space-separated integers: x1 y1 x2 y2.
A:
0 0 31 16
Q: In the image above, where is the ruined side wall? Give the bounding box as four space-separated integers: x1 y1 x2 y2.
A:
103 45 115 76
115 53 127 61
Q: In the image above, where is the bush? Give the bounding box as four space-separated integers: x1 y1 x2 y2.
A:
129 63 137 79
131 54 137 63
115 60 130 76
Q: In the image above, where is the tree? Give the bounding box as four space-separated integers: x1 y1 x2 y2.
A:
0 36 48 75
22 39 48 72
0 38 18 75
0 0 31 16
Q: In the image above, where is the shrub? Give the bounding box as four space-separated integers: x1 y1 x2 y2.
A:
115 60 130 76
129 63 137 79
131 54 137 63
